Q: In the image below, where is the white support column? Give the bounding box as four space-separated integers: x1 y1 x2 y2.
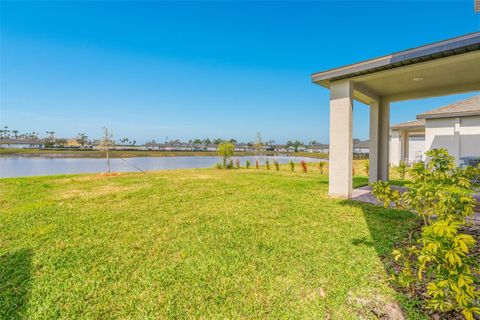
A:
369 100 380 183
378 98 390 181
401 130 409 162
453 117 461 166
329 81 353 198
369 97 390 182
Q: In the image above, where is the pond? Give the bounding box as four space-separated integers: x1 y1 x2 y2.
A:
0 156 326 178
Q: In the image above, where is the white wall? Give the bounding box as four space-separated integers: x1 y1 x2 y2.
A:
425 115 480 164
408 135 425 162
389 130 401 165
459 115 480 159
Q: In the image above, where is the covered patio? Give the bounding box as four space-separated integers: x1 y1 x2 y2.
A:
311 32 480 198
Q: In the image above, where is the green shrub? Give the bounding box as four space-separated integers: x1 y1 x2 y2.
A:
371 149 480 319
245 160 251 169
289 160 294 172
397 160 407 180
273 160 279 171
215 163 222 170
318 161 325 174
364 159 369 176
227 159 234 169
265 159 270 170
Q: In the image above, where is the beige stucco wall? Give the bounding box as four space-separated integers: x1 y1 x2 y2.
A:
425 115 480 164
389 131 401 165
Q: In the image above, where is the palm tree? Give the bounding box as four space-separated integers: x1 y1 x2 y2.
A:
12 130 19 139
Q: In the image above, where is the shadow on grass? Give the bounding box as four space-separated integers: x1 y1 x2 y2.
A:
0 249 33 319
353 176 410 189
339 198 426 318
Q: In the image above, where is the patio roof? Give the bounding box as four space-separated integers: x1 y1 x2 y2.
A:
311 32 480 104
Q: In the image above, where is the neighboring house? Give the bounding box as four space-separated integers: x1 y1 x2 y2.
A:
111 144 145 150
206 144 218 152
390 95 480 166
235 143 249 152
0 138 45 149
352 139 369 154
273 144 288 153
145 142 166 151
306 144 329 153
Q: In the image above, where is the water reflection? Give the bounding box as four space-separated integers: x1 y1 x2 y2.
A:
0 156 325 178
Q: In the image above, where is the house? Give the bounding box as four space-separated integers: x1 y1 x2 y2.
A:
306 144 329 153
206 144 218 152
352 139 369 154
273 144 288 153
311 32 480 198
66 139 82 148
0 138 45 149
235 143 249 152
390 95 480 166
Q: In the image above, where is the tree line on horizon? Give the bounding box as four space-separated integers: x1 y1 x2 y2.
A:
0 126 325 150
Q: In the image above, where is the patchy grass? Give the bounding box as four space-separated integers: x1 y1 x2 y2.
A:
0 168 425 319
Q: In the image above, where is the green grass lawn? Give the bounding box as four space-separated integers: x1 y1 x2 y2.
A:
0 168 424 319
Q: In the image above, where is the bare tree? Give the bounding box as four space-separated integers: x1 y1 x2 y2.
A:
254 131 263 155
100 127 114 173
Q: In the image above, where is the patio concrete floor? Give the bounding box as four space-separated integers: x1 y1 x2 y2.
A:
351 185 480 225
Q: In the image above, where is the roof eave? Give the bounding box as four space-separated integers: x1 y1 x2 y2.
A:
311 32 480 85
417 111 480 120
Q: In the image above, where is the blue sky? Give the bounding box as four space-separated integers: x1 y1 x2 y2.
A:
1 1 479 144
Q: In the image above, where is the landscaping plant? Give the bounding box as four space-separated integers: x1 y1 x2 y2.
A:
289 160 294 172
265 159 270 170
227 159 234 169
397 160 408 180
245 160 251 169
100 127 114 173
318 161 325 174
300 160 307 173
273 160 279 171
371 149 480 319
364 159 369 176
217 142 235 168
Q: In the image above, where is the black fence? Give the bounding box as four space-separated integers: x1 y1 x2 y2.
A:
353 153 369 160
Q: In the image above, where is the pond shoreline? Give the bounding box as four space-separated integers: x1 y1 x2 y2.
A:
0 149 329 159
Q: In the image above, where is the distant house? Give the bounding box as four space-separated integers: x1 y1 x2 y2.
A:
273 144 287 153
390 95 480 166
352 139 369 154
145 142 165 151
112 144 145 151
235 143 248 152
192 144 206 151
306 144 329 153
0 138 45 149
206 144 218 152
65 139 82 148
